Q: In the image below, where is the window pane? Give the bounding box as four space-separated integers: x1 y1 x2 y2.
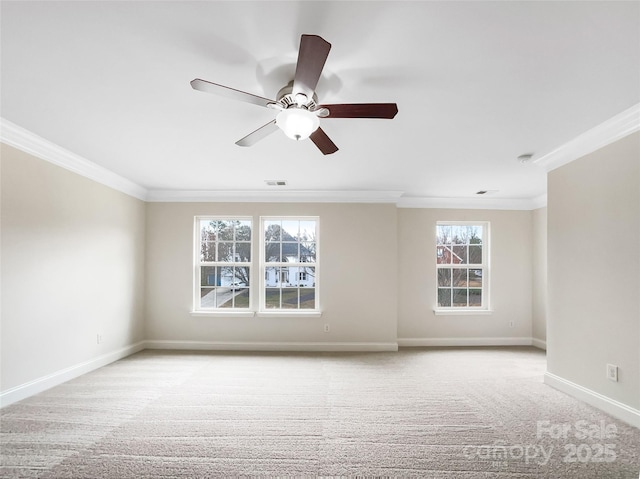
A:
265 267 279 287
436 246 451 264
282 220 299 240
280 266 294 286
437 268 451 287
265 288 280 309
232 266 250 287
235 242 251 262
200 288 217 308
300 242 316 263
438 288 451 307
264 221 281 241
451 226 467 244
469 245 482 264
282 242 299 261
201 266 219 286
300 288 315 309
265 242 281 262
452 269 468 287
299 220 316 241
437 225 452 245
300 266 315 286
217 242 234 262
217 220 234 241
201 241 216 262
469 269 482 287
281 288 298 309
453 288 468 306
452 245 467 264
469 289 482 306
235 221 251 241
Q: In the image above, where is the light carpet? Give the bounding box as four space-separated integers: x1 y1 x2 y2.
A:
1 347 639 478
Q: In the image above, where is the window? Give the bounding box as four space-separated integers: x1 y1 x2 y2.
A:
436 222 488 310
195 218 251 310
262 217 318 311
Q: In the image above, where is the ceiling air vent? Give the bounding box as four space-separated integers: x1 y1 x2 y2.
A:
265 180 287 186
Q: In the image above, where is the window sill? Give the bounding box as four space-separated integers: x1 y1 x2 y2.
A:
256 311 322 318
190 311 256 318
433 309 493 316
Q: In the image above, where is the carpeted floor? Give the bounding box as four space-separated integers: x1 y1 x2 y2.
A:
1 347 639 478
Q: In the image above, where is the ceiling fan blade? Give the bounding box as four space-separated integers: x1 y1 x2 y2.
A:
235 120 279 147
310 127 338 155
319 103 399 119
292 35 331 100
191 79 274 108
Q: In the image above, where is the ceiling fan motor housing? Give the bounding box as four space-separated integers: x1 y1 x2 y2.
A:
276 81 319 110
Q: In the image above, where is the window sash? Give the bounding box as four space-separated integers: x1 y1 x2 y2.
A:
436 222 488 310
260 216 319 312
195 217 253 311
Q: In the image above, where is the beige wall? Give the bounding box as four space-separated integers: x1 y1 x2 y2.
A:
1 144 146 392
547 132 639 410
397 208 533 343
144 202 398 346
532 207 547 347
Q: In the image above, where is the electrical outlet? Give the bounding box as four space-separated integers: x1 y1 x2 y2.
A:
323 324 330 333
606 364 618 382
97 333 103 344
509 321 514 328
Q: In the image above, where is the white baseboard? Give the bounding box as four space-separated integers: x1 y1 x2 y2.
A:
144 340 398 352
0 341 146 408
544 372 640 428
397 337 534 347
531 338 547 350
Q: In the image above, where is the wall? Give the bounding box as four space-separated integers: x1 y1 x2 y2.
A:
144 201 398 349
547 132 639 417
1 144 146 404
397 208 533 345
532 207 547 348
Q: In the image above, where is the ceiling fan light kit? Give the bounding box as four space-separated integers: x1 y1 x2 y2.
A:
275 107 320 141
191 34 398 154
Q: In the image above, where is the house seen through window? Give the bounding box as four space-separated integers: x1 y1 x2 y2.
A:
263 217 318 310
436 222 488 309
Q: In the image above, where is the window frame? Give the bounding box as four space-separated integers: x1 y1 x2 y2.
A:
259 216 320 315
193 216 254 314
435 221 490 313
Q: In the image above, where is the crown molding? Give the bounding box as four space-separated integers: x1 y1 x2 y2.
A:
533 103 640 172
2 117 550 209
146 189 404 203
397 195 545 210
0 118 148 200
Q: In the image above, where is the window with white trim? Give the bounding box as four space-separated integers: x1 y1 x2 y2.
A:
195 217 252 310
436 222 488 309
262 217 318 311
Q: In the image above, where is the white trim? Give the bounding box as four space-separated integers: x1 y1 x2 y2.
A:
544 372 640 429
0 118 148 201
397 196 543 210
190 311 256 318
256 311 323 318
147 189 404 204
534 103 640 172
530 194 547 210
532 338 547 350
144 340 397 352
0 341 146 408
433 309 493 316
398 337 534 347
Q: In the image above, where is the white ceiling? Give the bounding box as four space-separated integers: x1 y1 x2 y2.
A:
2 1 639 205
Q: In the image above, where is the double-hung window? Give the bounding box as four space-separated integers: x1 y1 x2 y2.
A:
436 222 489 310
262 217 318 311
195 217 252 310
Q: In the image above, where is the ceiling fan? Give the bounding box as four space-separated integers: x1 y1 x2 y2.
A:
191 34 398 155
